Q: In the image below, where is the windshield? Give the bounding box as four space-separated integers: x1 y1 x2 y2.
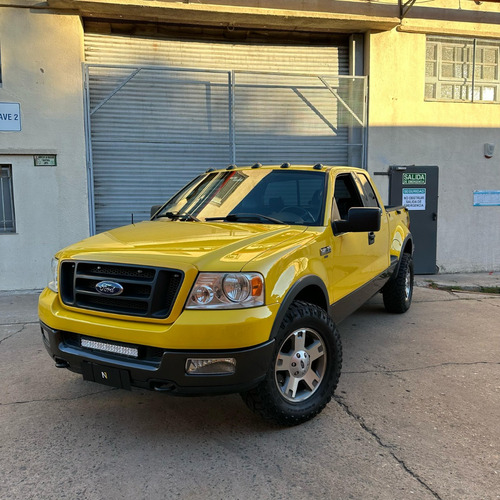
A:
155 169 327 226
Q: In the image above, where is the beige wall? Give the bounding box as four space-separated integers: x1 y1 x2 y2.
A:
1 1 500 291
367 29 500 272
0 8 88 290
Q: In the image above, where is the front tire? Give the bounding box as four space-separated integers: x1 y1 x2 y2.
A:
241 301 342 426
383 253 414 313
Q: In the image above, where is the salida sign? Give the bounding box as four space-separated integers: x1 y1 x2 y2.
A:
402 173 426 185
0 103 21 131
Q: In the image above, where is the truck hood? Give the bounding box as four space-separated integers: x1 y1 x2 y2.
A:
57 220 309 271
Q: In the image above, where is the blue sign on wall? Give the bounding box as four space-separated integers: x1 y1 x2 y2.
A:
473 191 500 207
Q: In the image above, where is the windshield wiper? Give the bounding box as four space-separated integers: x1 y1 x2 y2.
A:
205 213 286 224
156 211 199 222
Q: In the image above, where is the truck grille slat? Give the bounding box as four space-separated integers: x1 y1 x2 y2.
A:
79 263 156 281
60 261 183 319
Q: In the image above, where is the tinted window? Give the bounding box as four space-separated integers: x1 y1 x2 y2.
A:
357 173 380 208
234 170 327 225
333 174 363 220
158 169 327 226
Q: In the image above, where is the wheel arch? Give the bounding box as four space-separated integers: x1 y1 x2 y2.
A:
403 235 414 257
390 234 414 281
269 275 329 340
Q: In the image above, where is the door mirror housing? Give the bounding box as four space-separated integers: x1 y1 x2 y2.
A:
333 207 381 235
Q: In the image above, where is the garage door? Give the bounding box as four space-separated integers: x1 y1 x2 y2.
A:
84 33 366 233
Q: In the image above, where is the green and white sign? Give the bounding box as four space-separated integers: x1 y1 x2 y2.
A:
403 173 426 185
34 155 57 167
402 188 426 211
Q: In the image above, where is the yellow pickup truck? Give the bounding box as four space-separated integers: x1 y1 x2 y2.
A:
39 164 413 425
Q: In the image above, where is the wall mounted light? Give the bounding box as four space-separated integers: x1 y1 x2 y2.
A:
484 143 495 159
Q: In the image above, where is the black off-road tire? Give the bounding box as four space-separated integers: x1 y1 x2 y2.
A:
241 301 342 426
383 253 414 313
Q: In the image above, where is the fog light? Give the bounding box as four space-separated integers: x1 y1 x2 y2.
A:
185 358 236 375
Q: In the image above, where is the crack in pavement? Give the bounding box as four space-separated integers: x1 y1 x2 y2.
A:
0 321 38 326
0 323 31 345
0 387 117 406
334 397 443 500
344 360 499 375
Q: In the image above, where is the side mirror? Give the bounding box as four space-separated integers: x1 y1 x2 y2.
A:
150 204 163 218
333 207 381 235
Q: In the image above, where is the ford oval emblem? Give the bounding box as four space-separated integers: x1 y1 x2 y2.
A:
95 281 124 296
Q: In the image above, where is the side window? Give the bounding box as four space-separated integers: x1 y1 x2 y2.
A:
356 173 380 208
0 165 16 233
333 174 363 220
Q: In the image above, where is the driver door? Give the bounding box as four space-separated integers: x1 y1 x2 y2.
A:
328 172 389 302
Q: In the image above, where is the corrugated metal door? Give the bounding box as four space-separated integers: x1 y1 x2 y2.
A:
84 33 363 233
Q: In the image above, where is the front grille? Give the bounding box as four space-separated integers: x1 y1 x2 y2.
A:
60 261 183 319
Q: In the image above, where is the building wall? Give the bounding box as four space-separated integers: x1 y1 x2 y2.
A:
1 1 500 291
0 8 88 290
367 29 500 273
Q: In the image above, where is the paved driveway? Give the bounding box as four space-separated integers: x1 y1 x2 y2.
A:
1 287 498 499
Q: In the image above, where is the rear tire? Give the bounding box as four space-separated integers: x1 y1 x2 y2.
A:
383 253 414 313
241 301 342 426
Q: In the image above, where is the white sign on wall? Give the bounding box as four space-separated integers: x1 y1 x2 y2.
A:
402 188 426 211
0 103 21 131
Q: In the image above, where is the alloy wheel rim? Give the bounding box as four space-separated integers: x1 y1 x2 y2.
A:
274 328 327 403
405 267 412 301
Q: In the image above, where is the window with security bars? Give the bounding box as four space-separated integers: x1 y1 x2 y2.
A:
426 36 500 103
0 165 15 232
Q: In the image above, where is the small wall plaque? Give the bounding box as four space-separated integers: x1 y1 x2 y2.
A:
473 190 500 207
34 155 57 167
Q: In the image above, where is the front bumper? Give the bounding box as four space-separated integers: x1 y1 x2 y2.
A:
40 322 275 395
38 288 278 350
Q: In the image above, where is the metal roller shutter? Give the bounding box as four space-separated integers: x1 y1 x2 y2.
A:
84 33 364 233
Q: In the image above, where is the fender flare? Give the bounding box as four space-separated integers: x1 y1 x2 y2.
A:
269 275 330 340
391 234 414 280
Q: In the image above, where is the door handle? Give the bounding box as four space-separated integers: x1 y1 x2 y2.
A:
432 212 437 221
368 232 375 245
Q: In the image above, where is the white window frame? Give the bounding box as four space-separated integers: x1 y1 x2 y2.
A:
425 36 500 104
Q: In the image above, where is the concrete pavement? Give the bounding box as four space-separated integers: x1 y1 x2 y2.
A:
1 282 499 499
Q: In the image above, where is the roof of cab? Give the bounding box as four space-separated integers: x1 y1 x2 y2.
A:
205 163 365 174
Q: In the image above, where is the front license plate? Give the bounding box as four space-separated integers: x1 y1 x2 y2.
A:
82 362 131 390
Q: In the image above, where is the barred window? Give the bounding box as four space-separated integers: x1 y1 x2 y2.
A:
0 165 15 233
426 36 500 103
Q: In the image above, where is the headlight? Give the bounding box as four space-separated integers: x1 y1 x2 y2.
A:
48 257 59 293
186 272 264 309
